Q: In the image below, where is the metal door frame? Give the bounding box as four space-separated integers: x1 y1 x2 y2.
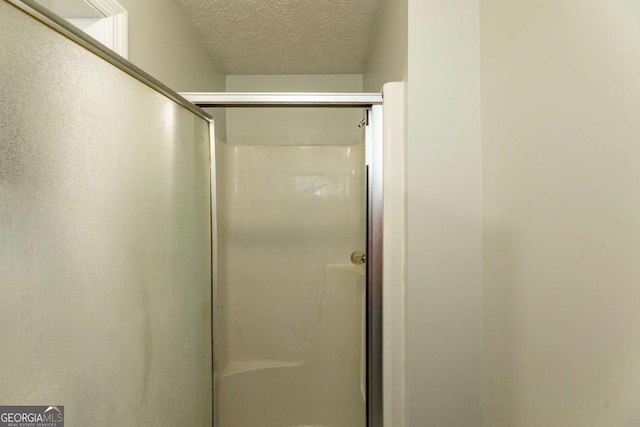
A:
182 92 384 427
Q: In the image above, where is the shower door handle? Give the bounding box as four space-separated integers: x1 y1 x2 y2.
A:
351 251 366 265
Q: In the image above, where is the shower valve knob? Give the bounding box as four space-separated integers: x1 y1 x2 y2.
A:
350 251 366 265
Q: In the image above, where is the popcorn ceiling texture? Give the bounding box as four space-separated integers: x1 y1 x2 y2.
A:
174 0 383 74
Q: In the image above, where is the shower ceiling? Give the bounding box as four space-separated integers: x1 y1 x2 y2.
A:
173 0 383 74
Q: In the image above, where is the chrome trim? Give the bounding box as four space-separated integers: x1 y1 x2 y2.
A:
6 0 212 123
366 105 384 427
209 123 219 427
181 92 383 107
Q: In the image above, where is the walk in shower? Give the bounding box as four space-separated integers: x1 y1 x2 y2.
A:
220 107 364 426
1 2 383 426
183 94 384 427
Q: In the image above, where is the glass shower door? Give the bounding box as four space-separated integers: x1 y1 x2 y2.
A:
0 2 213 425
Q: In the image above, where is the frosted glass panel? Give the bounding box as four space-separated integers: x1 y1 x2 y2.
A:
0 2 211 426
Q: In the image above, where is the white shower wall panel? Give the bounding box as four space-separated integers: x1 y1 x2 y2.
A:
217 141 365 372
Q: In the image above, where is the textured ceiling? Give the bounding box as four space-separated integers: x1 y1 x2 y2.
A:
174 0 383 75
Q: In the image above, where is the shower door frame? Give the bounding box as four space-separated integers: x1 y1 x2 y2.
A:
183 92 384 427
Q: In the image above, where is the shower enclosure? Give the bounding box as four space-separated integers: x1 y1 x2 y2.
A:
183 94 384 427
1 1 383 426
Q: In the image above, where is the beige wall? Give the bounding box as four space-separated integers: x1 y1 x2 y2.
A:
118 0 224 92
363 0 407 92
481 1 640 425
407 0 482 425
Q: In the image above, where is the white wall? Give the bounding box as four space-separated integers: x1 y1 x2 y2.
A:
115 0 226 139
363 0 407 92
117 0 224 92
481 1 640 425
407 0 482 425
